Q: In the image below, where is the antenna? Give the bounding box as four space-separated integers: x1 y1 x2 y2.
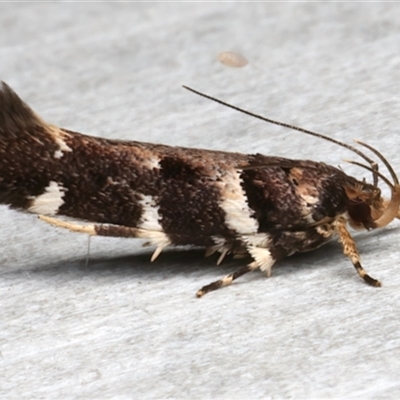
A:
183 85 380 185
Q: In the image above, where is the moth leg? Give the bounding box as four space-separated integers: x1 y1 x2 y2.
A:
39 215 97 235
38 215 170 261
246 246 276 277
335 218 381 287
204 238 233 265
196 264 258 298
204 245 231 265
196 247 276 297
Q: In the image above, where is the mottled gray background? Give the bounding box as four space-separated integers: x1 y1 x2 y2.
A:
2 3 400 399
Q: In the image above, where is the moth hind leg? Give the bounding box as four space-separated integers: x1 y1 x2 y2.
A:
38 215 143 237
38 215 97 235
335 217 381 287
38 215 170 262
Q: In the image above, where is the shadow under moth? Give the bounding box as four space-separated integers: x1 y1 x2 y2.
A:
0 82 399 297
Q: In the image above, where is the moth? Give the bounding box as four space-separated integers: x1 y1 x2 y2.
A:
0 82 399 297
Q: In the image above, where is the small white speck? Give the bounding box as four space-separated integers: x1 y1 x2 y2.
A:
217 51 248 68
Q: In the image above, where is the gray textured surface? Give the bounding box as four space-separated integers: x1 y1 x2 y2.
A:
2 3 400 399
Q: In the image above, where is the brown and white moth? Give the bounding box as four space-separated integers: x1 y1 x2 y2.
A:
1 82 399 297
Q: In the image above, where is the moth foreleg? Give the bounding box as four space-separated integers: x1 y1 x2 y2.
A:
335 218 381 287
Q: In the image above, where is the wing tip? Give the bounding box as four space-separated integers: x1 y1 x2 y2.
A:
0 81 43 138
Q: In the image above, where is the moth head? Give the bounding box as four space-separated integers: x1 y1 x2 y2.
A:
345 182 384 229
344 141 400 230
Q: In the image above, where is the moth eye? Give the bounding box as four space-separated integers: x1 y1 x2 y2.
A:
291 178 299 186
348 199 374 228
